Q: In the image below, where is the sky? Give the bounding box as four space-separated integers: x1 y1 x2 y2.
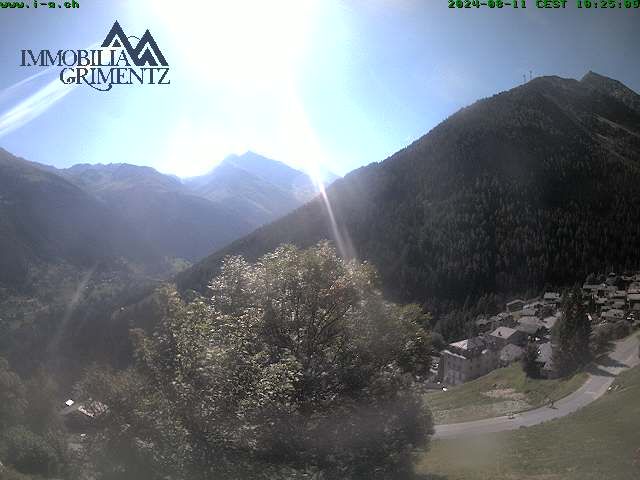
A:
0 1 638 178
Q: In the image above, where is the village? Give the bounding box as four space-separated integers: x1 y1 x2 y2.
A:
57 273 640 432
435 272 640 386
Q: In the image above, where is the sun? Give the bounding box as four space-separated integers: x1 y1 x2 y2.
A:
132 0 334 181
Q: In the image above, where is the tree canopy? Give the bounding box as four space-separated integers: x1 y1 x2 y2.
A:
79 242 434 479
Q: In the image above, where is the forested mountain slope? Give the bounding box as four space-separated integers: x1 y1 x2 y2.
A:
62 163 253 262
179 72 640 307
0 149 159 289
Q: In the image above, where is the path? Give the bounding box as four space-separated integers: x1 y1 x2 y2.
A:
434 333 640 440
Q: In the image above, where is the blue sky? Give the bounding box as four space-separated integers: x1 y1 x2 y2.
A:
0 1 638 178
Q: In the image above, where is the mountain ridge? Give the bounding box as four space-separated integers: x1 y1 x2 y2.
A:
0 149 338 289
176 73 640 314
0 148 161 289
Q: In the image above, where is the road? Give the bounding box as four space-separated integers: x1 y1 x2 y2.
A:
433 333 640 440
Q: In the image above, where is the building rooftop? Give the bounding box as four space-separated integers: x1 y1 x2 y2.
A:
507 299 524 307
516 322 540 335
490 326 518 339
446 336 492 358
602 309 625 319
475 316 492 326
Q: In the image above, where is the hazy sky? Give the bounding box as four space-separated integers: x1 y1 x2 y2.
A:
0 1 638 178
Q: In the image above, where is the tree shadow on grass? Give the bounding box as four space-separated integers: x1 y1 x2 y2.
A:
596 355 627 369
585 364 617 378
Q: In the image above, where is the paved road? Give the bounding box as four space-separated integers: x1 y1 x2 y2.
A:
433 334 640 440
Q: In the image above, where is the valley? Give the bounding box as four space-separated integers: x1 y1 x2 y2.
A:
2 71 640 480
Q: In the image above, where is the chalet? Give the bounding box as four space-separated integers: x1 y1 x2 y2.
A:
475 315 496 334
489 326 525 348
601 309 625 322
438 337 498 386
612 300 627 311
543 292 561 305
627 293 640 311
524 300 544 311
60 399 107 431
595 297 608 312
605 272 619 287
611 290 627 301
582 283 607 298
492 312 516 328
476 312 516 333
516 318 543 338
506 299 525 313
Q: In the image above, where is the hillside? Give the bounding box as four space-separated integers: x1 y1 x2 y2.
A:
61 163 253 262
417 361 640 479
59 152 336 263
0 149 159 289
178 73 640 310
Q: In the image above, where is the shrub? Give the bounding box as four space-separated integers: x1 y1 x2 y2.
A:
0 426 61 477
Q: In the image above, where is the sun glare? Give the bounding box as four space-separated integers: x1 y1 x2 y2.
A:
135 0 334 182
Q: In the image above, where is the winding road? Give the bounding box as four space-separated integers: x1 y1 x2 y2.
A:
433 333 640 440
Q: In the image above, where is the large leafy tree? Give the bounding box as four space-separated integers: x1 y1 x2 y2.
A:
82 242 433 479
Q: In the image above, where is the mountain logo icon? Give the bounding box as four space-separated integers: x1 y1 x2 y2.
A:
101 21 168 67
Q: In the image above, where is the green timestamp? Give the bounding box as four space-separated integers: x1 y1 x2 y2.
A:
577 0 640 6
448 0 528 7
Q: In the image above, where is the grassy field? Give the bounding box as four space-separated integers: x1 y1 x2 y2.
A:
416 365 640 480
424 364 588 424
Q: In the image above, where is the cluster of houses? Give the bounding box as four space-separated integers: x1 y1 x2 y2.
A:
436 294 562 385
436 273 640 386
583 272 640 323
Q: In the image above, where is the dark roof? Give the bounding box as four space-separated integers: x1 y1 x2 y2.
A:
467 336 489 350
507 299 524 306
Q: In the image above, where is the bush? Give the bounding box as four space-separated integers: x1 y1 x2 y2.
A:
0 465 33 480
0 426 61 477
